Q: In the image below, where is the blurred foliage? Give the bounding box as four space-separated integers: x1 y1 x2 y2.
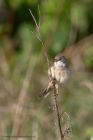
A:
0 0 93 140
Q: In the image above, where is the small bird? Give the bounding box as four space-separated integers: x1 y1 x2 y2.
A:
40 53 71 97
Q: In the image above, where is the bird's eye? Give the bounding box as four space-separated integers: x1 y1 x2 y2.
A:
62 58 66 63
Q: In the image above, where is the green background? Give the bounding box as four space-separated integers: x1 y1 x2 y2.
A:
0 0 93 140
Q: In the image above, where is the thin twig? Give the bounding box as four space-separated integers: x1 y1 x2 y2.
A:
29 7 64 140
30 29 42 42
29 9 41 39
29 8 50 69
29 9 40 33
53 81 64 140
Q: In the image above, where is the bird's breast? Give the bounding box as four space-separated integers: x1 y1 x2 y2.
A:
48 67 68 84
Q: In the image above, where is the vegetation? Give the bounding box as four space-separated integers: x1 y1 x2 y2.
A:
0 0 93 140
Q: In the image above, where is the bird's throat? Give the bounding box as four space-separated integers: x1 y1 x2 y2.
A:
54 61 66 68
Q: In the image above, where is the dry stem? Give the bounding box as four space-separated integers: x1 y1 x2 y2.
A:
29 8 64 140
53 81 64 140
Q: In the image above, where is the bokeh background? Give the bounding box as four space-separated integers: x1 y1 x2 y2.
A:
0 0 93 140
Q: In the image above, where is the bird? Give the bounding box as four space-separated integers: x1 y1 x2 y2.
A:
40 53 71 97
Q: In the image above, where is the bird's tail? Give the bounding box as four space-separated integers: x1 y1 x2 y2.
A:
39 87 51 97
39 81 53 98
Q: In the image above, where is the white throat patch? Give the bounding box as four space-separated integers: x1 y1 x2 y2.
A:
54 61 66 68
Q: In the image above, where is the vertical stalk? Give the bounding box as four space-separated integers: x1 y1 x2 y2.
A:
53 81 64 140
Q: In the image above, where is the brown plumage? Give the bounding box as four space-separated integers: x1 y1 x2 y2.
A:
40 54 70 97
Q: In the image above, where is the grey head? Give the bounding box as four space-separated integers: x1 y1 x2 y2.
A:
54 53 68 68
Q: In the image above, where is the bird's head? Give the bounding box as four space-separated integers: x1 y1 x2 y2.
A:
54 53 68 68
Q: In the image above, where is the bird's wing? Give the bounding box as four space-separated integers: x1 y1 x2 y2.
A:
48 66 55 80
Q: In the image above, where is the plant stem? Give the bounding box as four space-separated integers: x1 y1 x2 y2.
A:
53 82 64 140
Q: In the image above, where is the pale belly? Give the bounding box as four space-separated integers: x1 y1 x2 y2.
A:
48 66 68 84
